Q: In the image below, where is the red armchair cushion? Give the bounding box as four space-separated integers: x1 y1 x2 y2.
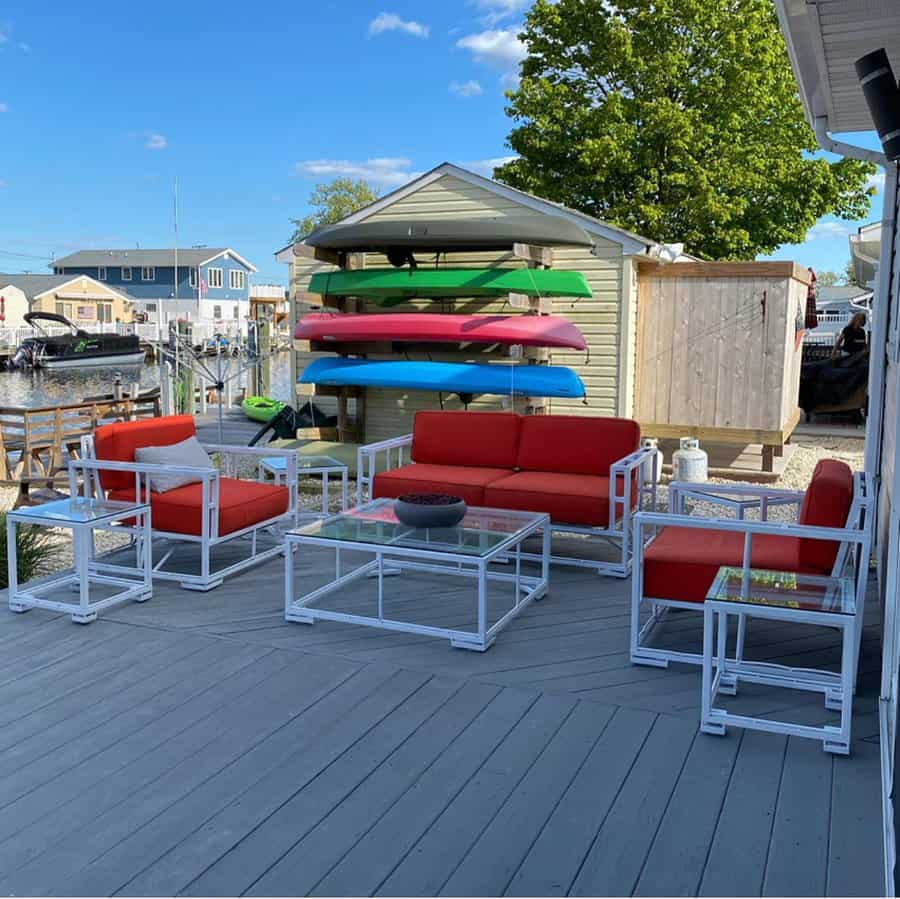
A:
797 459 855 572
516 415 640 476
373 463 511 507
94 415 196 491
109 478 289 536
484 471 612 526
643 526 807 604
411 411 520 469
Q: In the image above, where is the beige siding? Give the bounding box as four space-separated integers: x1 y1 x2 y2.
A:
32 277 133 323
291 174 629 442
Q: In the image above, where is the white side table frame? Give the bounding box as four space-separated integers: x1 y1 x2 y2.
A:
701 568 856 755
7 499 152 624
259 455 348 518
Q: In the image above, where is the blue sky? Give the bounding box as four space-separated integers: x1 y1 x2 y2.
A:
0 0 885 285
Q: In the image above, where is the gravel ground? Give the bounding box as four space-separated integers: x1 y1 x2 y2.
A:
1 433 864 575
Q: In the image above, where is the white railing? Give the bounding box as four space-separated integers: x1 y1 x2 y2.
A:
0 321 242 348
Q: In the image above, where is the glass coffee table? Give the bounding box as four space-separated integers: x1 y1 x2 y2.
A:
701 566 857 754
7 498 152 624
284 499 550 651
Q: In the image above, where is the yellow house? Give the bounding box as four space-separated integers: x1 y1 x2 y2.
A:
277 163 672 443
0 273 134 326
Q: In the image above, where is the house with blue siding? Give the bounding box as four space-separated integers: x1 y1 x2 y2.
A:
51 247 256 327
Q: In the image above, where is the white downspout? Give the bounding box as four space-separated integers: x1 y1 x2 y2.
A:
814 116 886 166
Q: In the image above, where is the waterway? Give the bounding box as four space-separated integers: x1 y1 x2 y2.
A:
0 353 295 408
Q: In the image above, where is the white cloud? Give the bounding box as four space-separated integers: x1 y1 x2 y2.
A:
472 0 530 25
449 79 483 97
806 221 852 241
457 28 526 69
144 132 168 150
368 12 429 38
0 103 7 113
865 171 886 192
295 157 422 187
461 155 517 177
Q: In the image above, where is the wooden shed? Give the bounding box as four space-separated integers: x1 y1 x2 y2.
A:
634 261 809 470
279 162 659 442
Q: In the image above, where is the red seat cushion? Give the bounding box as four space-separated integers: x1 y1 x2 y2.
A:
411 411 521 469
797 459 855 572
109 478 289 536
484 470 612 526
516 415 640 476
373 463 511 507
94 415 196 492
643 526 807 604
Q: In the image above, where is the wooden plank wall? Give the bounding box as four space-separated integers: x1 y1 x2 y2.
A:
634 263 809 436
290 174 629 443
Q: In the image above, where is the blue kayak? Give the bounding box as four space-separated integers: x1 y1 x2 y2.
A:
299 357 586 399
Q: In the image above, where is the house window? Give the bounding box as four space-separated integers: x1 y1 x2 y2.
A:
97 303 113 323
208 267 223 289
76 306 93 320
229 269 245 290
141 266 155 281
122 266 132 281
98 266 107 281
233 305 239 319
189 268 198 288
145 303 157 312
55 302 73 318
213 305 222 319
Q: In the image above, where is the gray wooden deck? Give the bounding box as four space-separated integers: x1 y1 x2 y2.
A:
0 539 884 897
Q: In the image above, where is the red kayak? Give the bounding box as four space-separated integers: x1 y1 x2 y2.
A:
294 312 587 351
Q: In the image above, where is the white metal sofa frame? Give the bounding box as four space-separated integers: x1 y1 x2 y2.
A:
630 473 872 689
357 434 658 577
72 435 298 591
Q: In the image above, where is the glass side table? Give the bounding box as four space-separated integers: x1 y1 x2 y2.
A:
701 566 857 755
7 498 152 624
259 454 348 518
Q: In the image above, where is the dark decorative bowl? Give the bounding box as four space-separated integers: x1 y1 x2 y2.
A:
393 494 468 528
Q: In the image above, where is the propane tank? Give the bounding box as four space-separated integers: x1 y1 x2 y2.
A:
641 438 663 486
672 437 708 483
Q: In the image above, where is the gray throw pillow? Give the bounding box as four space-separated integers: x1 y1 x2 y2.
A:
134 435 214 493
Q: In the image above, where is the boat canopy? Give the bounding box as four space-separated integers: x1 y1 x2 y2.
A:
23 311 89 336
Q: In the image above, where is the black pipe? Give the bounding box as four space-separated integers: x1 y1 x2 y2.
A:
856 48 900 161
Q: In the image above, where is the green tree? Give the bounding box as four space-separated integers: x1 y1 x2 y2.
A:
290 178 380 242
494 0 876 260
844 258 860 286
815 270 843 287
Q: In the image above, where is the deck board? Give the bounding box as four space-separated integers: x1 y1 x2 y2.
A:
0 541 885 897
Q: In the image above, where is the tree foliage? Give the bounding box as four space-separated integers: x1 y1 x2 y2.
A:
291 178 380 242
815 270 843 287
494 0 876 260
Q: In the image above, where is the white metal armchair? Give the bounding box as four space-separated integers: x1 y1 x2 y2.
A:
72 414 297 591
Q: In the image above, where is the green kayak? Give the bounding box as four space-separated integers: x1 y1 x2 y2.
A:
307 268 592 306
241 396 284 423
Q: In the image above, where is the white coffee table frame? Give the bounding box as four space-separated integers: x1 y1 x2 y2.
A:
284 501 550 651
259 455 348 518
701 566 857 755
7 498 152 624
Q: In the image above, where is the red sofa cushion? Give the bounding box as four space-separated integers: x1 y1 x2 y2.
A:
484 471 612 526
516 415 640 476
797 459 855 572
643 526 807 604
373 463 511 507
109 478 289 537
411 411 520 469
94 415 196 491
